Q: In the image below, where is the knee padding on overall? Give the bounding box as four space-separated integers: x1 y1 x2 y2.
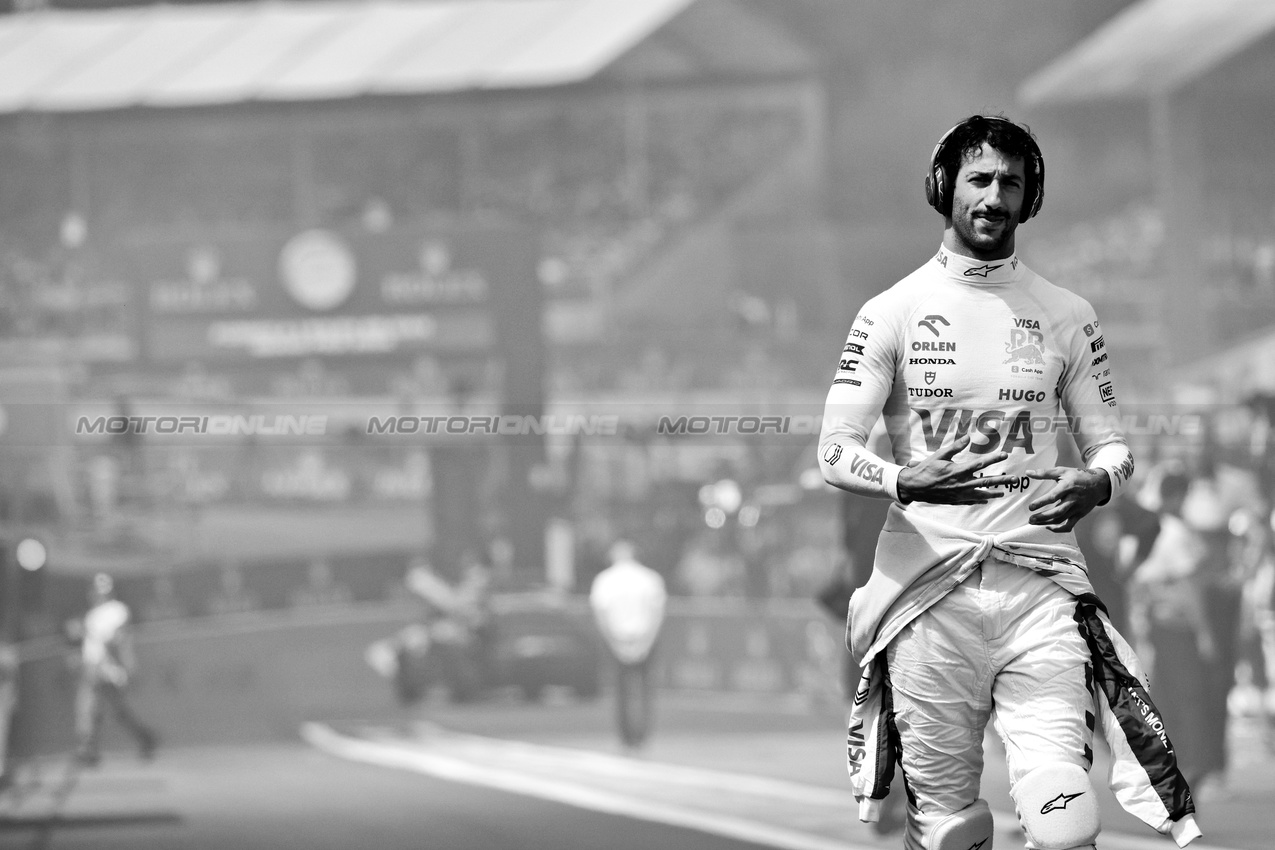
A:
1011 763 1099 850
930 798 993 850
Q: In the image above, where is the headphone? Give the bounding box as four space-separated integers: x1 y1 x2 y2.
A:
924 116 1044 223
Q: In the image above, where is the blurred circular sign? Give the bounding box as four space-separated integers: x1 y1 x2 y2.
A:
15 538 46 571
279 229 356 311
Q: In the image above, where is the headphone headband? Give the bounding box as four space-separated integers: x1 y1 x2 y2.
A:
923 115 1044 223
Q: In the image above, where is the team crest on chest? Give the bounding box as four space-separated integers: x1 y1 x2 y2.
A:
1004 319 1048 379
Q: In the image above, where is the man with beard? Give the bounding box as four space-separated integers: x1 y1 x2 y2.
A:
818 116 1199 850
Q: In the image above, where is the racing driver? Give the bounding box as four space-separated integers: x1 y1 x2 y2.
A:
818 115 1200 850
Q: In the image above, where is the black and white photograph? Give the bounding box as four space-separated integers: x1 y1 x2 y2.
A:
0 1 1272 848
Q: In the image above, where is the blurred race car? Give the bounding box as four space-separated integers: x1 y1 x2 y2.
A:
374 591 602 704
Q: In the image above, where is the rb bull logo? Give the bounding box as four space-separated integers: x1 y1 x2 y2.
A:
1004 327 1045 367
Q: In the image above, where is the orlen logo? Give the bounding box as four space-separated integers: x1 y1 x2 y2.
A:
917 314 949 336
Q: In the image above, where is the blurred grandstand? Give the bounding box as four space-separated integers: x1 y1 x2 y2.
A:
2 0 1275 755
0 0 839 634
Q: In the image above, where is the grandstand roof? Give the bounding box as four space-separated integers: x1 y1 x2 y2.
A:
1019 0 1275 105
0 0 808 115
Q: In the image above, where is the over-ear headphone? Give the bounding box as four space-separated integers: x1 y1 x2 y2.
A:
923 116 1044 223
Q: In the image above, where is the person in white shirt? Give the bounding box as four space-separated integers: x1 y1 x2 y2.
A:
74 573 157 766
820 115 1198 850
589 542 667 749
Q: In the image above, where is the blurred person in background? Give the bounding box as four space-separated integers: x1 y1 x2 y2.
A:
818 115 1198 849
589 541 666 750
1183 461 1269 794
0 644 17 788
1129 469 1215 788
1063 437 1159 636
69 573 158 767
1073 492 1160 636
398 554 493 704
1231 503 1275 743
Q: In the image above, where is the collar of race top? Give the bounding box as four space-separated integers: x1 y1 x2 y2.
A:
933 245 1022 284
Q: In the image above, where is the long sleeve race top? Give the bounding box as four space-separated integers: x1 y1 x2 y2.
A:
818 246 1136 663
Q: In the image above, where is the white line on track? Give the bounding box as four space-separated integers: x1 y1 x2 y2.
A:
302 722 878 850
380 722 854 808
302 722 1242 850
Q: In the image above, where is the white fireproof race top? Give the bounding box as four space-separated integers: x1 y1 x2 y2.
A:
821 247 1201 847
818 245 1135 663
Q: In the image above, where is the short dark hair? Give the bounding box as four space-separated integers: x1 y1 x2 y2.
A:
937 114 1039 181
928 115 1044 221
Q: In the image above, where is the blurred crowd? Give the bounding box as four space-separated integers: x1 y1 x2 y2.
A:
1099 455 1275 795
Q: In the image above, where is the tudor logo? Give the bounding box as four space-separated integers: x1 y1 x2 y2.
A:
925 371 936 385
279 229 357 311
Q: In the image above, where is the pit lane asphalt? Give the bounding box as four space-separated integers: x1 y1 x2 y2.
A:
3 690 1269 850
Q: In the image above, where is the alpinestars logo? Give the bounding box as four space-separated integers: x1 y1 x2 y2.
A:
1041 791 1085 814
963 263 1003 278
918 314 950 336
